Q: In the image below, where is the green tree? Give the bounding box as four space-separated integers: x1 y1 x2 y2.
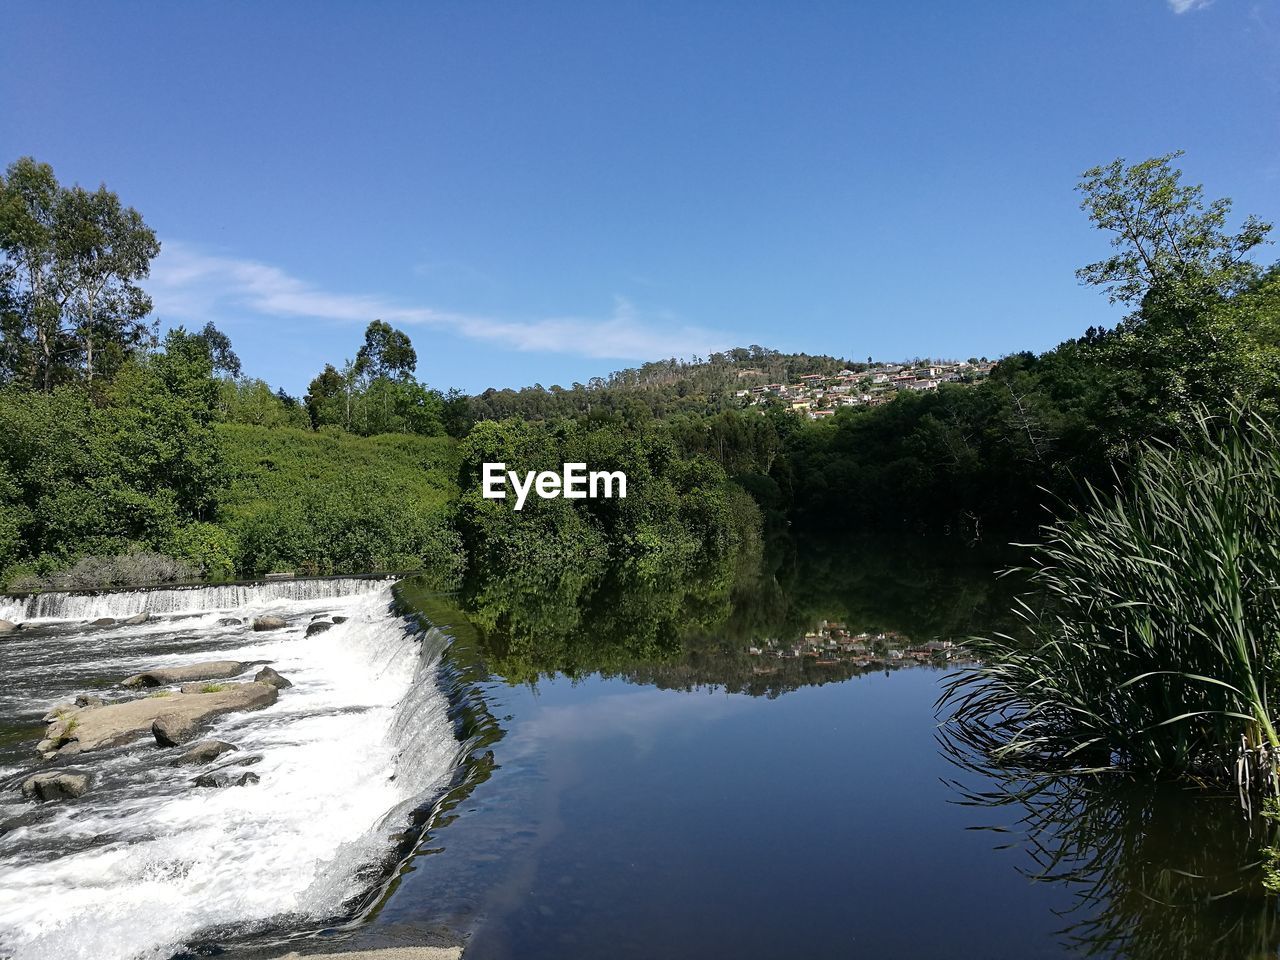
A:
1076 151 1271 311
194 321 242 378
56 180 160 384
0 157 159 389
355 319 416 380
305 363 348 429
1077 154 1279 438
0 158 66 388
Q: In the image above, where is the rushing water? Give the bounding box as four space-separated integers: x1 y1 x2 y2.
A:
0 579 464 960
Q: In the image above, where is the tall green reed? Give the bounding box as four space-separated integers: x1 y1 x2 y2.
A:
943 408 1280 794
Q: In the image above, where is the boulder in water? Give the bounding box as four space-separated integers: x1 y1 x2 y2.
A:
253 615 287 631
21 771 90 803
0 810 44 835
332 616 348 624
0 619 16 634
170 740 237 766
152 713 198 746
305 621 332 637
193 770 260 788
91 617 116 627
42 696 107 723
41 682 279 755
123 612 150 625
178 681 232 694
309 613 330 622
254 666 292 689
122 660 245 688
217 617 243 627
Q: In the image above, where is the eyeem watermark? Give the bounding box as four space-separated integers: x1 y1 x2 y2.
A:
482 462 627 511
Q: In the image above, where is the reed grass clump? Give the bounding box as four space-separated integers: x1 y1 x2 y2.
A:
944 408 1280 793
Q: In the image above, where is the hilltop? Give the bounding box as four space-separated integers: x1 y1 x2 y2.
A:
462 346 990 423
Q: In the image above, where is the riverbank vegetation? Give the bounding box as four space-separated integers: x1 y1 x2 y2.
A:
942 155 1280 794
946 409 1280 791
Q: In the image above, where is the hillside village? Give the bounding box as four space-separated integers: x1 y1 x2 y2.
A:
748 619 976 670
735 359 996 419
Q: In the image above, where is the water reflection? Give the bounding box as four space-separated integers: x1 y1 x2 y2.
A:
459 534 1016 692
942 733 1280 958
389 539 1280 959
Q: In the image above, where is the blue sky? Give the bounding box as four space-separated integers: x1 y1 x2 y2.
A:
3 1 1278 395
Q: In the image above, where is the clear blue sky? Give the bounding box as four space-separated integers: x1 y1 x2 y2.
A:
3 1 1278 395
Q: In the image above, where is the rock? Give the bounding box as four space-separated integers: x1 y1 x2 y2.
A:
194 770 260 788
216 617 243 627
40 682 279 755
42 704 74 723
170 740 237 766
152 713 198 747
0 810 44 835
254 666 292 689
332 616 348 625
21 772 90 803
123 612 150 625
253 615 287 631
310 613 330 622
0 619 17 634
91 617 116 627
45 694 106 721
178 681 232 694
122 660 245 688
305 621 332 637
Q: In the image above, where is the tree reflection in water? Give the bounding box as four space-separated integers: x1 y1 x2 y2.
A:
459 532 1018 692
940 728 1280 959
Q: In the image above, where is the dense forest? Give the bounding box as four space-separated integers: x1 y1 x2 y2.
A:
0 152 1276 592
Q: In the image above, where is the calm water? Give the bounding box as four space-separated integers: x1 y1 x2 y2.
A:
3 544 1278 958
356 543 1280 960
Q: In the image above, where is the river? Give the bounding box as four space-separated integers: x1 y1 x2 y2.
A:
1 545 1276 959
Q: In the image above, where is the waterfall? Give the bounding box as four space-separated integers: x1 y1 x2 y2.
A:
0 575 395 622
0 580 464 960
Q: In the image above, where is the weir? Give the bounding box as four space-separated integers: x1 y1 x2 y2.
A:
0 578 472 960
0 574 395 622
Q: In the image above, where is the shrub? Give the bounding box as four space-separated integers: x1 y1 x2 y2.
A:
944 408 1280 793
168 522 238 582
15 551 197 591
215 423 465 582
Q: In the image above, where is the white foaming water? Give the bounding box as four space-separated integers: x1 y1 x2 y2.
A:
0 576 394 623
0 583 460 960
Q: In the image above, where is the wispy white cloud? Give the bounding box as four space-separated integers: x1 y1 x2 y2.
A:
511 686 749 757
1167 0 1211 14
147 241 731 361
